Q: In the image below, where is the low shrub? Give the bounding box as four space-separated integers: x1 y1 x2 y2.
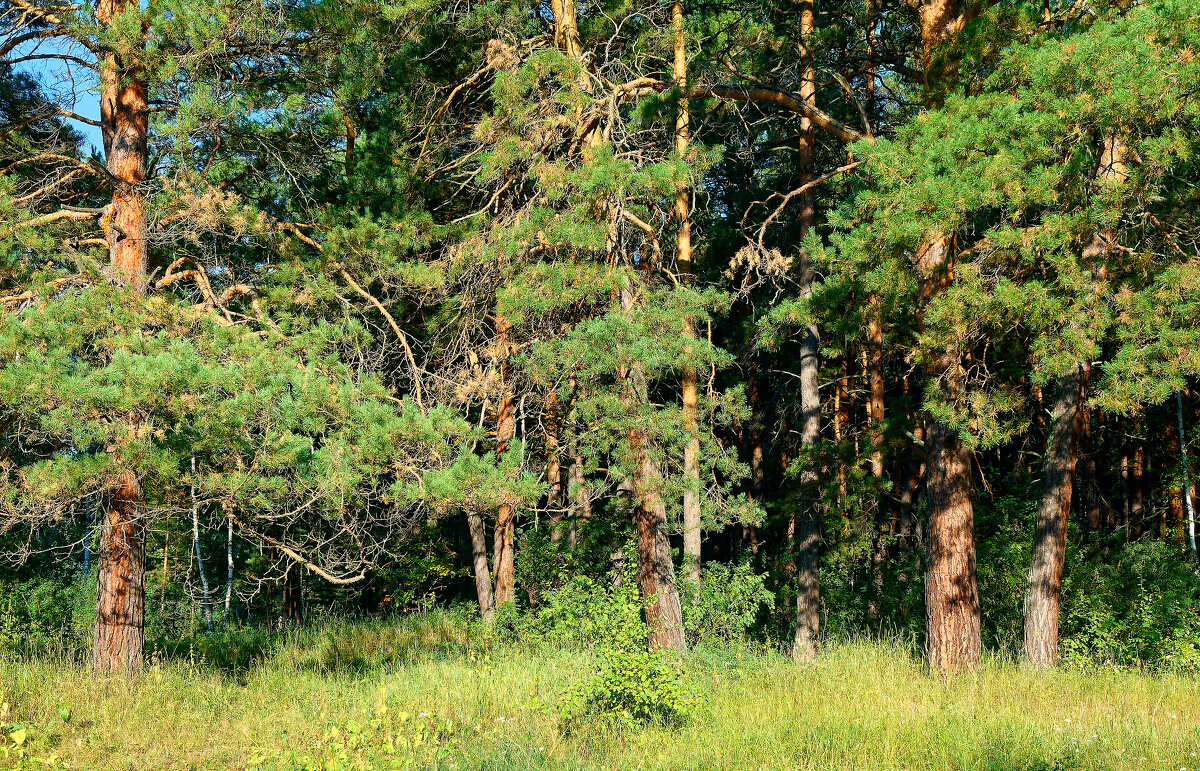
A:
558 647 698 732
682 561 774 647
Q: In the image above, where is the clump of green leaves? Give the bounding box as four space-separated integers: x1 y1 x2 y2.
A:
682 562 774 647
522 574 648 652
558 647 698 732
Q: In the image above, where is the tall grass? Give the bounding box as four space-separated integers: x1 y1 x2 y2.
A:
1 612 1197 770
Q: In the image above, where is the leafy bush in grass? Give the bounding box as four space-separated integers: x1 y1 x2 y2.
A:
558 647 697 731
1060 540 1200 671
522 574 649 651
682 561 773 647
0 570 93 662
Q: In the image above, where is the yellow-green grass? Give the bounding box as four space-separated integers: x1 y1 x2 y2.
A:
2 616 1198 770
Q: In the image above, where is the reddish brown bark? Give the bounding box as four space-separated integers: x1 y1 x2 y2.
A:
98 0 149 294
92 0 150 675
673 0 701 600
546 388 563 543
1023 363 1089 668
630 426 686 652
917 236 981 672
493 314 516 608
618 283 685 652
92 470 146 674
923 420 981 672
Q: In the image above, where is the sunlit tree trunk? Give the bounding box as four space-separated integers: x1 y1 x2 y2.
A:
224 516 234 623
672 0 701 602
1023 363 1089 668
93 471 146 674
917 237 981 673
546 388 564 542
92 0 149 675
493 314 517 608
1178 391 1199 564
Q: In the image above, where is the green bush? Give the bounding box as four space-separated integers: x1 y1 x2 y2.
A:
558 647 698 731
522 574 649 652
0 571 93 662
1060 540 1200 671
682 561 774 647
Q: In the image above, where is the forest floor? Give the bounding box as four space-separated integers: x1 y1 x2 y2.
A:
1 614 1198 770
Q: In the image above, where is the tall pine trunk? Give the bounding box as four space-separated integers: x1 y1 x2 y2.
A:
493 314 517 607
866 299 888 621
1023 363 1089 668
917 236 981 672
673 0 701 601
92 471 146 673
620 283 686 651
92 0 149 675
792 0 821 662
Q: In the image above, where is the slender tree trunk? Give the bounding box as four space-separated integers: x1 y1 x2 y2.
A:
792 0 821 662
282 563 302 624
224 516 233 623
82 505 93 582
468 508 495 620
92 0 149 674
567 449 591 549
1023 363 1089 668
493 314 517 608
867 300 887 621
1079 407 1102 538
673 0 701 601
546 388 564 542
191 460 213 633
1177 391 1198 564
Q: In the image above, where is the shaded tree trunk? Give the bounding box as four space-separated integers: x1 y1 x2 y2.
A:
191 460 213 634
546 388 564 542
867 300 888 621
567 448 591 549
1023 363 1089 668
468 508 495 620
792 0 822 663
281 563 303 624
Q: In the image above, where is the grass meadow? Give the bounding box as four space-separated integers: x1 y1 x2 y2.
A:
1 613 1198 770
